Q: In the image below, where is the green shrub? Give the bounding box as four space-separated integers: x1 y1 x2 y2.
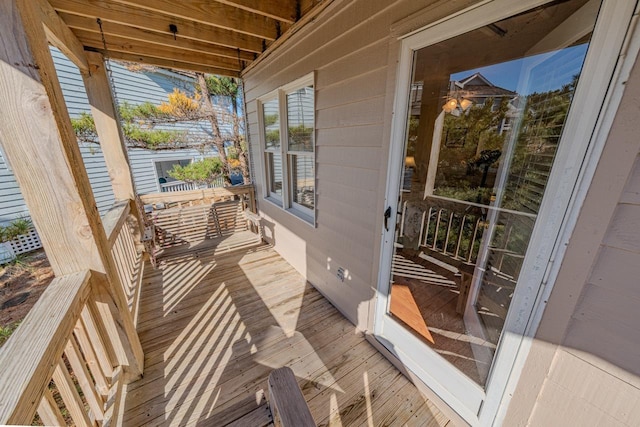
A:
168 158 224 185
0 218 32 243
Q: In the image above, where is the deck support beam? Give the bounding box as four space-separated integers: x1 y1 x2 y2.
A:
0 0 143 380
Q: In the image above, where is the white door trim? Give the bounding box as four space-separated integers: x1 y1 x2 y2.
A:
375 0 639 425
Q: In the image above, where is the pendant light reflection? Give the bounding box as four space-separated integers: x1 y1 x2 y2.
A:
442 97 473 116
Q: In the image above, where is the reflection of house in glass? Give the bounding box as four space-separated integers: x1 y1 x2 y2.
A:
446 72 518 135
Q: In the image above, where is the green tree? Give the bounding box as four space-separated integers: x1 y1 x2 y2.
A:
199 74 250 184
71 69 251 186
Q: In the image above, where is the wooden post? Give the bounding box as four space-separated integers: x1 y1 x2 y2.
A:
0 0 143 379
82 51 137 201
82 50 146 240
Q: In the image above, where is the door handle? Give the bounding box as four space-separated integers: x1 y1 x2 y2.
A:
384 206 392 231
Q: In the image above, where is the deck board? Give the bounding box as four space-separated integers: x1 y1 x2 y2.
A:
122 244 449 426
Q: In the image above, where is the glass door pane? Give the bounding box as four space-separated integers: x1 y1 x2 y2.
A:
387 0 600 386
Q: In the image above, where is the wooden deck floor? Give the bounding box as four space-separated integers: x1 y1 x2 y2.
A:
122 244 450 426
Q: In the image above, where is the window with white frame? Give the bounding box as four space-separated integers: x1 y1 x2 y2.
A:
259 74 315 224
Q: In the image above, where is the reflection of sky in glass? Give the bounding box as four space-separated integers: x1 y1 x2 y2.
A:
451 43 588 94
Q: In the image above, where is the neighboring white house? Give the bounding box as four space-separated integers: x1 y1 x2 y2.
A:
0 47 223 225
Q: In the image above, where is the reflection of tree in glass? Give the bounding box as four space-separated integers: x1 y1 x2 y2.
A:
265 129 280 147
435 97 509 204
288 124 314 150
504 75 578 214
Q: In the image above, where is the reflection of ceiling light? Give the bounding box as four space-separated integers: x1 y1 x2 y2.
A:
442 97 473 114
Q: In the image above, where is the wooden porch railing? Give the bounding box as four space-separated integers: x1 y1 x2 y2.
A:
399 195 536 315
159 177 224 193
140 183 256 210
401 196 536 269
0 270 132 426
102 200 144 322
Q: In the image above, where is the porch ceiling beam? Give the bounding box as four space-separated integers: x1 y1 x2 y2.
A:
60 13 256 62
215 0 297 24
35 0 89 73
101 51 241 77
50 0 265 53
74 29 243 72
105 0 283 40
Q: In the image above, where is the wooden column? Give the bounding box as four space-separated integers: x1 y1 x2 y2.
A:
82 51 137 201
0 0 143 379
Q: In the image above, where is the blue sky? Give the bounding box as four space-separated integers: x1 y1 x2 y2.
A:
450 43 589 95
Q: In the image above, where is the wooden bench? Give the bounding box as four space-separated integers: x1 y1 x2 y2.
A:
149 199 263 259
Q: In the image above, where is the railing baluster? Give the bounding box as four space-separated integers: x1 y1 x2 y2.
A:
89 273 143 381
74 318 110 397
52 358 93 427
432 209 443 250
443 211 454 255
418 209 427 247
469 217 482 263
455 215 466 259
64 336 105 422
37 387 66 426
423 207 433 247
80 306 116 380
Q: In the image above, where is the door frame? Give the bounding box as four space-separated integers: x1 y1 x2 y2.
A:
374 0 638 425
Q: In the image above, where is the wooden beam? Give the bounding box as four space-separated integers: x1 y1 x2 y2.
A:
0 0 142 377
241 0 333 76
98 51 241 77
35 0 89 72
83 51 137 201
60 13 256 62
108 0 285 40
75 29 243 72
51 0 264 53
215 0 297 23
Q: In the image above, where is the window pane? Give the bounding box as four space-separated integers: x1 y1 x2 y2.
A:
266 151 283 197
262 99 280 150
287 86 314 152
290 154 314 210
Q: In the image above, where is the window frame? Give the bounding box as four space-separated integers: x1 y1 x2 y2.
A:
258 73 316 225
152 156 194 192
258 92 284 206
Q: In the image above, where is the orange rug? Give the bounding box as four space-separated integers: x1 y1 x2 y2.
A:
390 284 434 343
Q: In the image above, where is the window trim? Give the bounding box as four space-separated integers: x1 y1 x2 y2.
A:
257 73 316 226
258 90 284 205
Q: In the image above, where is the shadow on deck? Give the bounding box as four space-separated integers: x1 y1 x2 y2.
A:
121 243 450 426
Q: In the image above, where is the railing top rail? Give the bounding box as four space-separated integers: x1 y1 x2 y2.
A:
139 184 255 207
0 270 92 425
419 194 538 219
103 200 132 246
